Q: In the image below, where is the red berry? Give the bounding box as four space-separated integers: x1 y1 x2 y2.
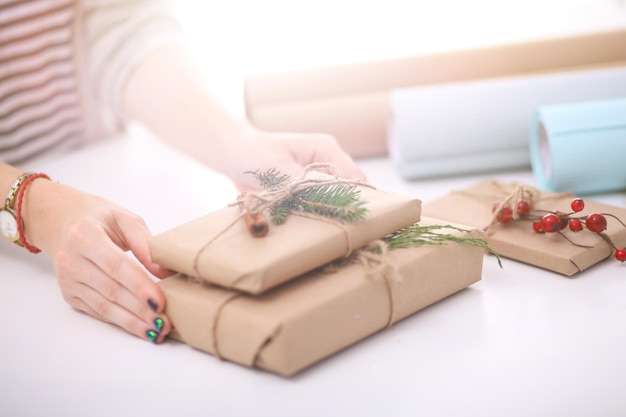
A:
532 221 544 233
496 204 513 223
541 213 561 233
585 213 607 233
616 248 626 262
516 199 531 216
571 198 585 213
553 210 569 230
569 218 583 232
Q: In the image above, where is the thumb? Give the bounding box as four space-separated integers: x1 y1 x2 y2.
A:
114 213 173 279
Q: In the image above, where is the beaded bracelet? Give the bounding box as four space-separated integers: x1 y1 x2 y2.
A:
15 173 51 254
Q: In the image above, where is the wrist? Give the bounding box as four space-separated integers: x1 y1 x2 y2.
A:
19 177 63 254
16 174 51 253
21 179 72 253
0 170 52 253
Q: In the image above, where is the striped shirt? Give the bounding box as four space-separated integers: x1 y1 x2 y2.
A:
0 0 183 164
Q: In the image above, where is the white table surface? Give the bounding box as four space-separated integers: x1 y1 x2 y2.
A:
2 127 625 417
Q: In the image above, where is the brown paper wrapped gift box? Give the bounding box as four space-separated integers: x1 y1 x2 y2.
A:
150 184 421 294
159 217 484 376
422 180 626 276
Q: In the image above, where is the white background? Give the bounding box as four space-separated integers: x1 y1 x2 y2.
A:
174 0 626 113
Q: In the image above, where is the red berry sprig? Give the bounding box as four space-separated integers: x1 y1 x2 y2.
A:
492 196 626 263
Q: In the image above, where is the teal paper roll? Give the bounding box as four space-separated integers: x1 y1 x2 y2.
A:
530 98 626 195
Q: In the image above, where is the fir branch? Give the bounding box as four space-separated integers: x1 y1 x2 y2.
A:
248 168 368 225
269 203 291 225
293 184 367 222
385 224 502 267
245 168 291 191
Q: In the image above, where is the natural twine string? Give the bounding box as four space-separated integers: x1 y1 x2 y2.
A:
183 238 400 361
183 274 237 360
324 240 398 328
453 180 572 234
234 162 373 215
192 162 374 280
355 240 398 328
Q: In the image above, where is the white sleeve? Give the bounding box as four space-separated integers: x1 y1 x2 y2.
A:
76 0 186 127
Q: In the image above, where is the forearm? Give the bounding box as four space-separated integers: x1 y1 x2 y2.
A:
122 45 251 178
121 45 365 188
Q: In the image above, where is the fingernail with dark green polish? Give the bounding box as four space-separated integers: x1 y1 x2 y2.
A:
147 298 159 312
146 329 159 343
153 317 164 332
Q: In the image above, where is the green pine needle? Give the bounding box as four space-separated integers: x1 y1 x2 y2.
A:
248 168 368 225
385 224 502 267
293 184 367 222
269 203 291 225
245 168 292 191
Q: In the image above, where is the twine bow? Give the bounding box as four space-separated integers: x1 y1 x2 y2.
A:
192 162 373 281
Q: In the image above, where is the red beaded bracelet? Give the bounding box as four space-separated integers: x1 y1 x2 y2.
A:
15 173 51 254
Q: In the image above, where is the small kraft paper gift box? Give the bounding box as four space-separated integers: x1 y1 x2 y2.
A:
422 180 626 276
158 217 485 376
150 166 421 294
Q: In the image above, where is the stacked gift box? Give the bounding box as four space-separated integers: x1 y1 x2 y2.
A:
149 169 486 376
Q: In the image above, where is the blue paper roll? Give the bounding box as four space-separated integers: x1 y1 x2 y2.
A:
530 98 626 195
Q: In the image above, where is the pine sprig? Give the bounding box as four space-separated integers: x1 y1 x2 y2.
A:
245 168 291 191
293 185 367 222
384 224 502 267
269 203 291 225
248 168 368 225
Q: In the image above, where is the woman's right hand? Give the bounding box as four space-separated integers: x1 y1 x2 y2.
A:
22 178 173 343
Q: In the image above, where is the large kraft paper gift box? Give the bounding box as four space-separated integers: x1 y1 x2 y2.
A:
158 217 485 376
422 180 626 276
150 175 421 295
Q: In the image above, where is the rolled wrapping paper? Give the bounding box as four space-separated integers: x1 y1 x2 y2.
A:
245 30 626 159
530 98 626 195
388 65 626 179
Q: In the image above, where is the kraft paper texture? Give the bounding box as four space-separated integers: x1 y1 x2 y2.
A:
422 180 626 276
150 184 421 294
159 217 484 376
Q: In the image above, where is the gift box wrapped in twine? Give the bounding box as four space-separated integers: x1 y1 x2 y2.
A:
422 180 626 276
150 165 422 294
159 217 485 376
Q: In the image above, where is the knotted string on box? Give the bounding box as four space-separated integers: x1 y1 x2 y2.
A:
323 239 399 328
184 238 400 362
453 180 571 234
354 240 398 328
181 223 495 364
192 162 375 280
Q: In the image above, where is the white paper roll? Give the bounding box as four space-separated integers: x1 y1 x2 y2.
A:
530 98 626 195
388 65 626 179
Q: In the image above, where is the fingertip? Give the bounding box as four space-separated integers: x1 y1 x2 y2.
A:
146 286 166 314
148 263 175 280
147 297 160 313
150 315 173 344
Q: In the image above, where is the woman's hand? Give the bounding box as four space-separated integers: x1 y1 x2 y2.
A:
123 46 367 192
222 128 368 192
23 179 172 343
